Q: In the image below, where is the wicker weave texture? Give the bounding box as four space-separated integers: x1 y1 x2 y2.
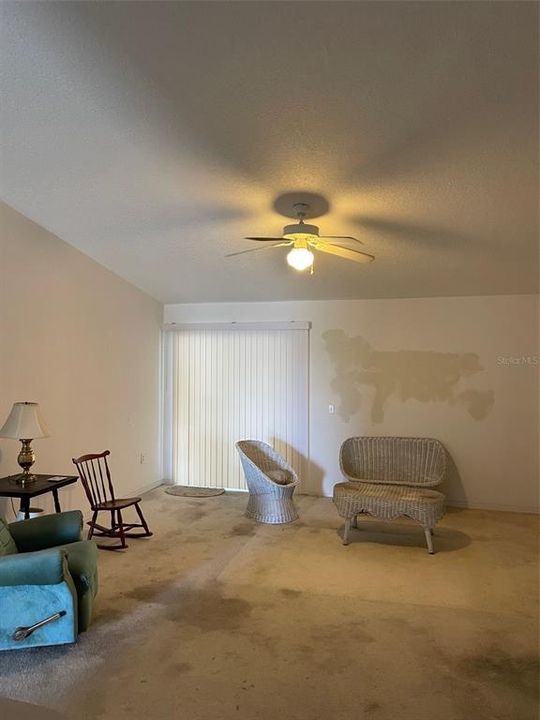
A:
340 436 446 487
236 440 299 524
334 436 447 540
333 481 445 528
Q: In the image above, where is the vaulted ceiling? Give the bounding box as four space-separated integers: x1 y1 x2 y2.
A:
1 1 538 302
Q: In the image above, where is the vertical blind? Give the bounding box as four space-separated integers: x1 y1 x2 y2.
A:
162 323 310 490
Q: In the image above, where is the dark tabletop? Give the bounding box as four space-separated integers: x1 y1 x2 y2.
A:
0 474 78 498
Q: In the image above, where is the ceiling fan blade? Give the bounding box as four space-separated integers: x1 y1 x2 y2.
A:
225 242 291 257
244 236 286 242
318 235 364 245
314 242 374 264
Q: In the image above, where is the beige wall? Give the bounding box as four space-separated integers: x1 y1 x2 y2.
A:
165 295 539 512
0 202 163 520
1 200 536 516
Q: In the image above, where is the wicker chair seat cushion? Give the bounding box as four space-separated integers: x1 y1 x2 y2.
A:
266 470 293 485
333 481 445 528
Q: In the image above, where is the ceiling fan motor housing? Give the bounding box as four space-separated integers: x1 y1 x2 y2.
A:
283 223 319 238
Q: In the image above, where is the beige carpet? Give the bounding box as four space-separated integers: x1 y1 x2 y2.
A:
0 489 538 720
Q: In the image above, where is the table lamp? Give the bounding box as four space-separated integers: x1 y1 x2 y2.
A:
0 402 49 485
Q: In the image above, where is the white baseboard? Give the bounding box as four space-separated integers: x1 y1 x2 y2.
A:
153 482 539 514
135 479 164 496
446 498 539 514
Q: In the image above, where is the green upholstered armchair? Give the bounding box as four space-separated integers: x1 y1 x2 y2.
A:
0 510 98 651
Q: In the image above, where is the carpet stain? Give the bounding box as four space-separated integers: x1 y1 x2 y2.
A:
385 617 429 636
458 649 540 699
313 622 375 645
364 700 383 713
352 629 376 643
177 534 207 544
94 607 125 624
280 588 303 599
166 661 192 675
162 531 184 541
123 580 173 603
229 523 256 537
165 587 252 631
185 508 207 522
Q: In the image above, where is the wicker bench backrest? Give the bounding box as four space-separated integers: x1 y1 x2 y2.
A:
339 436 446 487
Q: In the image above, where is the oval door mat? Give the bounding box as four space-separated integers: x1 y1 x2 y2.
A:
165 485 225 498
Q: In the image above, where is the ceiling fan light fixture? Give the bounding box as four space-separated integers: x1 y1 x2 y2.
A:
286 246 314 271
228 197 374 270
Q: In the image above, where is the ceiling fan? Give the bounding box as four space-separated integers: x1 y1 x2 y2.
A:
226 202 374 273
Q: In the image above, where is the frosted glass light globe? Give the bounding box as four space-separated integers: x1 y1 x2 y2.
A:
287 247 314 271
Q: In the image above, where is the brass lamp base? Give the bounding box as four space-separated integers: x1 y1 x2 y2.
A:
17 439 36 486
16 473 37 487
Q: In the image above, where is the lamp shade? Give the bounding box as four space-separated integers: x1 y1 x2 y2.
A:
0 402 49 440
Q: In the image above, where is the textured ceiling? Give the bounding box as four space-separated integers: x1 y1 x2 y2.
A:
1 1 538 303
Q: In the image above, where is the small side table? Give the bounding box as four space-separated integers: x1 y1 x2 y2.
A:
0 474 79 520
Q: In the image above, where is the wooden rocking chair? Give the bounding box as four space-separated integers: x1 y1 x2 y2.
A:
72 450 152 550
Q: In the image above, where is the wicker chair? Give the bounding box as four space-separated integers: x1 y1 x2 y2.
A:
333 437 446 554
235 441 300 524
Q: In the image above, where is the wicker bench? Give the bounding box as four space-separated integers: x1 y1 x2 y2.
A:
333 437 446 554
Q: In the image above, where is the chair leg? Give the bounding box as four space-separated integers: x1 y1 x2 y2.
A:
343 518 351 546
424 528 434 554
117 509 128 549
351 515 358 529
134 502 153 537
88 511 98 540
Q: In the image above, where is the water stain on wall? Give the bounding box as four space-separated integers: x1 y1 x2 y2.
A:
323 330 494 423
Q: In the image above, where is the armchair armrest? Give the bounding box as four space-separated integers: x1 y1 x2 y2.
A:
9 511 83 552
0 548 68 586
